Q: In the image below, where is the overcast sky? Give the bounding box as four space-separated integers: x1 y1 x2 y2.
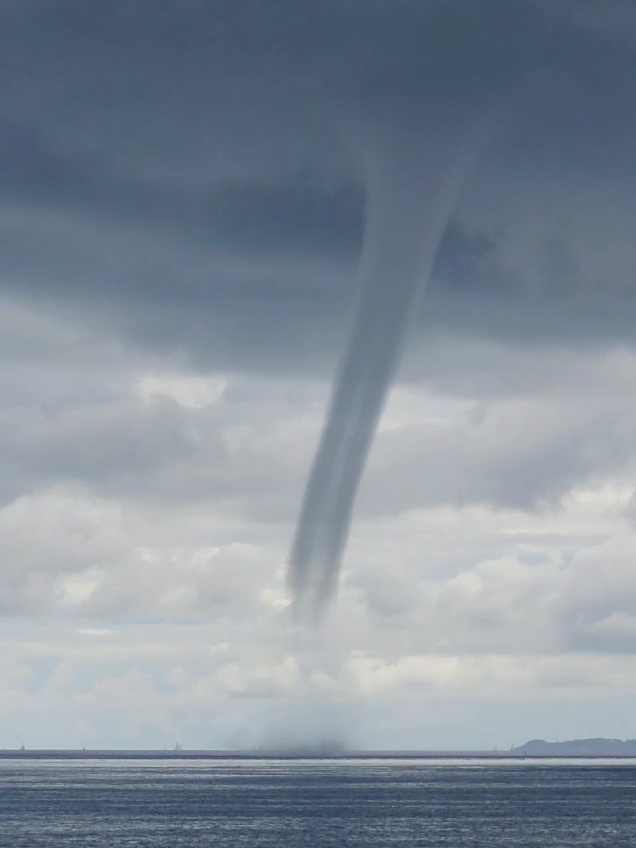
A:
2 0 636 751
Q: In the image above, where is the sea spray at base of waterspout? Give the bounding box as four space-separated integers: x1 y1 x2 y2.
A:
261 618 361 753
287 122 477 623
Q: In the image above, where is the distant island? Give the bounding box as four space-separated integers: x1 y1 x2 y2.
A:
512 738 636 756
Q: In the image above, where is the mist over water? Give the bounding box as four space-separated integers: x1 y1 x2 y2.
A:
258 694 354 755
253 615 361 753
288 120 479 622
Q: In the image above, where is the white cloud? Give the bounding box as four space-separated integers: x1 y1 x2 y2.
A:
138 372 227 409
1 297 636 746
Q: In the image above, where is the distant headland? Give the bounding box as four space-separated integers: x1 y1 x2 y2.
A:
512 738 636 756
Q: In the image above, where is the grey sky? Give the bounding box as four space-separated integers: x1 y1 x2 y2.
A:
0 0 636 749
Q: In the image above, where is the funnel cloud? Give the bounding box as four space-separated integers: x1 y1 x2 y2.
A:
288 122 479 620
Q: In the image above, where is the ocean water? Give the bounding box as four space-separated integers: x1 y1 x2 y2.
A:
1 756 635 847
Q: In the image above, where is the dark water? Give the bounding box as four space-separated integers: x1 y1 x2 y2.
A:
1 757 635 847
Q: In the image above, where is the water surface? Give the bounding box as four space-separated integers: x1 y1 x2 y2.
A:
1 756 635 846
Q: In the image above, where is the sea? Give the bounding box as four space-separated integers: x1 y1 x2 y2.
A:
1 755 635 847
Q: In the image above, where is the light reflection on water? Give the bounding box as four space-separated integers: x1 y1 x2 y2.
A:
1 757 635 847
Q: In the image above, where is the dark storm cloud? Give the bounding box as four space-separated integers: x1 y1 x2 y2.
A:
540 0 636 42
2 0 634 317
0 0 634 372
2 0 636 616
0 122 363 262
